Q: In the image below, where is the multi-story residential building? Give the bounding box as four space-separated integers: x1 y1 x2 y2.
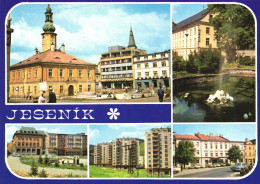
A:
11 127 46 155
94 143 112 166
133 50 171 89
94 138 140 169
9 5 96 99
100 28 146 89
244 138 256 165
172 9 218 60
46 133 88 156
144 128 172 175
173 132 245 166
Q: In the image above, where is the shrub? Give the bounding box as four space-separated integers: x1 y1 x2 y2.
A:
44 154 49 165
186 52 198 73
55 161 59 167
237 56 255 66
173 52 186 71
38 154 43 164
30 159 38 176
39 168 47 178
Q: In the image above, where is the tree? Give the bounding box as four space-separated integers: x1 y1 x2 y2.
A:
44 154 49 165
39 168 47 178
172 51 186 72
38 153 43 164
175 140 196 169
30 159 38 176
228 145 243 163
208 4 255 61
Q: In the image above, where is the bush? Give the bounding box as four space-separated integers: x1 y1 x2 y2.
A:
173 52 186 71
237 56 255 66
30 159 38 176
38 154 43 164
39 168 47 178
186 52 198 73
55 161 59 167
44 154 49 165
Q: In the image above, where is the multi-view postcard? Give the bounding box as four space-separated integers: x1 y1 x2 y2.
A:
1 1 259 184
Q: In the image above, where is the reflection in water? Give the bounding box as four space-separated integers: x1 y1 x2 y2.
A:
173 76 255 122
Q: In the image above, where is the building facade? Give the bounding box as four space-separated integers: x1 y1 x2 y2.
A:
100 28 146 89
46 133 88 156
94 138 140 169
172 9 218 60
133 51 171 89
11 127 46 155
244 138 256 165
9 5 96 99
144 128 172 175
173 132 245 167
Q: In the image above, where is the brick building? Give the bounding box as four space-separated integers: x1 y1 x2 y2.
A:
9 5 96 99
11 127 46 155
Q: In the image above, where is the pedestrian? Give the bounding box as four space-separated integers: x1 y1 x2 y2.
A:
158 85 164 102
38 92 45 103
29 92 32 100
48 87 57 103
125 86 128 93
26 92 29 100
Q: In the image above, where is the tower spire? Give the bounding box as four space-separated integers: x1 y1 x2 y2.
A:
128 26 137 49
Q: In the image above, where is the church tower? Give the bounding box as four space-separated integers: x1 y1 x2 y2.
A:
128 27 137 49
41 4 57 52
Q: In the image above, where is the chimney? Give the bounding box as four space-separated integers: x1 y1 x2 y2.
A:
35 47 39 54
51 43 55 51
210 133 213 137
61 43 65 53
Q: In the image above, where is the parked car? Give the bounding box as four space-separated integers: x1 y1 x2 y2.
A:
215 164 221 167
13 153 21 157
231 162 248 172
194 165 201 169
220 163 226 167
188 165 195 169
173 166 182 173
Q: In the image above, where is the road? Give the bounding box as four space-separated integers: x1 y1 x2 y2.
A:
174 166 241 178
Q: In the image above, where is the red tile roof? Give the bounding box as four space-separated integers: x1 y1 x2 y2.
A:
195 134 229 142
11 49 94 68
174 134 200 140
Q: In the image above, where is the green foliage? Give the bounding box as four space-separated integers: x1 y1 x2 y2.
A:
55 161 59 167
228 145 243 163
175 140 196 169
30 159 38 176
186 52 198 73
80 163 84 167
208 4 255 60
38 154 43 164
237 56 255 66
39 168 47 178
68 172 73 178
173 51 186 72
44 154 49 165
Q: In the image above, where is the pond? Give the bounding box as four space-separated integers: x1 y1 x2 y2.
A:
173 76 255 122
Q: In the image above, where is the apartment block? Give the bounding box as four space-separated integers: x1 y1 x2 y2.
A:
133 50 171 89
94 138 140 169
46 133 88 156
144 128 172 175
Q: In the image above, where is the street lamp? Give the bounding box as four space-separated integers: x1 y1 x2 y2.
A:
185 33 189 60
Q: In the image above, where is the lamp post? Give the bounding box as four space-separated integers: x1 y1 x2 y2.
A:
185 33 189 60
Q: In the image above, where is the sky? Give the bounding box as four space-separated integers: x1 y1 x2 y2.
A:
172 4 208 23
173 124 256 142
89 124 171 145
6 124 87 143
9 3 170 65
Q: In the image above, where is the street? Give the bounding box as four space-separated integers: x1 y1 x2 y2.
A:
174 166 241 178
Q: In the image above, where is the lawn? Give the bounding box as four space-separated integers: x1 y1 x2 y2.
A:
89 165 171 178
20 157 87 171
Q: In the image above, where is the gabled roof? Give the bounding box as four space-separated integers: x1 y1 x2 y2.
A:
174 134 200 140
196 134 229 142
15 127 45 135
11 49 94 69
172 9 209 32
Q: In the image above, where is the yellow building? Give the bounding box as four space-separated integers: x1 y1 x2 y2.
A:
9 5 96 99
244 138 256 165
172 9 218 60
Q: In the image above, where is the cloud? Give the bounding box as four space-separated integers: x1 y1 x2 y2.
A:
119 131 145 139
89 129 100 139
107 124 170 132
39 128 61 133
172 4 182 15
11 4 170 65
6 126 18 143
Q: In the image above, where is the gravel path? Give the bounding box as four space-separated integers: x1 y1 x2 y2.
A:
7 156 88 177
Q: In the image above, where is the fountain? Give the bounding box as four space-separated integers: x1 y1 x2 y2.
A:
206 90 234 105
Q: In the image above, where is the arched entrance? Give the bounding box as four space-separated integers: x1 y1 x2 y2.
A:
68 85 74 96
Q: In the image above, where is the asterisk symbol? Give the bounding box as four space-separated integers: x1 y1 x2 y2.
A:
107 108 120 120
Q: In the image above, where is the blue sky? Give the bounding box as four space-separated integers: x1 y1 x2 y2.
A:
6 124 87 143
172 4 208 23
9 3 170 65
89 124 171 145
173 124 256 142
